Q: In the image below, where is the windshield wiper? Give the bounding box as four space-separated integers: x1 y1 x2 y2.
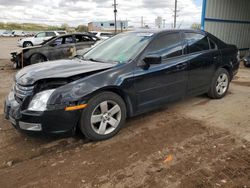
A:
83 57 118 64
87 58 99 62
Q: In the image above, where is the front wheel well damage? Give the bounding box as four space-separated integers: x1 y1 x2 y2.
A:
73 87 134 134
29 53 47 61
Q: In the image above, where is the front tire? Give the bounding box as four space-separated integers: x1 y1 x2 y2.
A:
79 92 127 141
23 41 33 48
30 54 46 64
207 68 230 99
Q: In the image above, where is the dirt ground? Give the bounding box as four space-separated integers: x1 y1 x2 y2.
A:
0 38 249 188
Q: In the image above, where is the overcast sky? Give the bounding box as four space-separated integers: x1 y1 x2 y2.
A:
0 0 202 28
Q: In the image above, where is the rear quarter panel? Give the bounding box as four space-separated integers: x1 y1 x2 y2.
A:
219 45 239 79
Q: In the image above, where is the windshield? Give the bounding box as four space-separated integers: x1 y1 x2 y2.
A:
82 32 153 64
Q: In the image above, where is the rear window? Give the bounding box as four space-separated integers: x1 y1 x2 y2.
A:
185 33 209 54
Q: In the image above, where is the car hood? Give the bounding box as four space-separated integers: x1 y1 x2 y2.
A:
15 58 117 85
12 45 42 55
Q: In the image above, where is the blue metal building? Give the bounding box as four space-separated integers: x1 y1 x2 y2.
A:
201 0 250 54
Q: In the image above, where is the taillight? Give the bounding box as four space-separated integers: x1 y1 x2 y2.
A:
237 50 240 61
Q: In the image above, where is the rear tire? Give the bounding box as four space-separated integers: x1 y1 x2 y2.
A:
207 68 230 99
79 92 126 141
23 42 33 48
30 54 46 64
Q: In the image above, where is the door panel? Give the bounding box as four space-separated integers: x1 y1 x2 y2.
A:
74 35 97 50
45 36 76 60
184 32 220 96
133 32 188 113
75 41 95 50
134 56 188 111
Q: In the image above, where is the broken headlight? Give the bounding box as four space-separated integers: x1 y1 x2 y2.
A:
28 89 55 111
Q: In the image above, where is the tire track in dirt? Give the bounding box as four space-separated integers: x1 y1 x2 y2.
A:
0 111 207 187
93 130 249 188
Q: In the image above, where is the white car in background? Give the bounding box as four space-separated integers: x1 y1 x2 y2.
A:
2 30 15 37
17 31 66 47
89 31 114 40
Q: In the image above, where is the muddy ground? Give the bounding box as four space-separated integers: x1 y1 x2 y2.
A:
0 38 249 188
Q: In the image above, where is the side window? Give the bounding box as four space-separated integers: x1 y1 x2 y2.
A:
46 32 56 37
75 35 93 43
185 33 209 53
64 36 74 44
51 36 74 46
208 38 217 50
147 33 183 59
36 32 46 38
52 37 63 46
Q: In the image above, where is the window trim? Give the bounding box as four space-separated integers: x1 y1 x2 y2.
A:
183 32 210 55
143 31 184 62
208 37 218 50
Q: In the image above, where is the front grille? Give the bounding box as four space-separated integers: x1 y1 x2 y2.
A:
14 83 34 102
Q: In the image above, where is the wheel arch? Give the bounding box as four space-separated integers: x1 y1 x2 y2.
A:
85 86 134 117
28 53 48 64
220 65 233 80
23 41 33 47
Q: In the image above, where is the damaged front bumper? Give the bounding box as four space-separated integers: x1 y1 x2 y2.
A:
10 52 21 69
4 91 81 134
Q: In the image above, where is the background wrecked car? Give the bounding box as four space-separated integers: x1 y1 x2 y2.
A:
11 33 100 69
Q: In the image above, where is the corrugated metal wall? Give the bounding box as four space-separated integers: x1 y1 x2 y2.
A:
203 0 250 54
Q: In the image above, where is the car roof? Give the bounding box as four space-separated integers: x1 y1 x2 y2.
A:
53 32 93 38
127 29 207 36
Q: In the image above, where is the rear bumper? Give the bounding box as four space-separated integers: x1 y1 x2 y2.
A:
4 92 81 134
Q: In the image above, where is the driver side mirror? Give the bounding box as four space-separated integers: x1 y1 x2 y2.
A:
143 55 162 66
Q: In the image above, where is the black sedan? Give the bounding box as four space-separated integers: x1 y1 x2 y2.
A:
10 33 100 69
4 29 239 141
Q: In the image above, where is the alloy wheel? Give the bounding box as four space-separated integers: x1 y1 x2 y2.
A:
90 100 121 135
216 73 228 95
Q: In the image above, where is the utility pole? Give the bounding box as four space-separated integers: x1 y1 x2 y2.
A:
163 19 166 28
120 21 123 32
113 0 118 34
174 0 177 28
